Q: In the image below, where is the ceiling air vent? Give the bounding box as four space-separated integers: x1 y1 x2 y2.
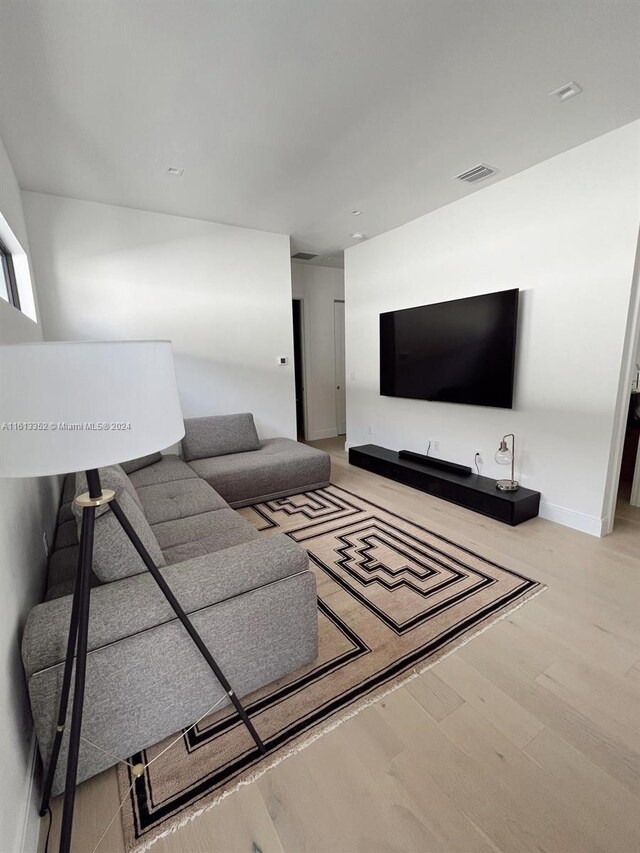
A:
291 252 318 260
454 163 499 184
549 81 582 103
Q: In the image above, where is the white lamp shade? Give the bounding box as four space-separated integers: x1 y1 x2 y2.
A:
0 341 185 477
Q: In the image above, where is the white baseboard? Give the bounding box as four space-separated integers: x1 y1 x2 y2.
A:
599 515 614 536
306 427 338 441
539 500 606 537
19 734 40 853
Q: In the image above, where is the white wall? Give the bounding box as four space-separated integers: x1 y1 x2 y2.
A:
291 262 345 440
22 192 297 440
0 139 59 853
345 121 640 536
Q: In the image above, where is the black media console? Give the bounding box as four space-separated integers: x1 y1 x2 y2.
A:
349 444 540 526
398 449 473 476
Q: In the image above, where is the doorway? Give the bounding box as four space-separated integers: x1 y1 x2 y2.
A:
617 368 640 509
334 299 346 435
292 298 306 440
607 231 640 530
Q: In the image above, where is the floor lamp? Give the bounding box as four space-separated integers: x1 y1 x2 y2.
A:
0 340 266 853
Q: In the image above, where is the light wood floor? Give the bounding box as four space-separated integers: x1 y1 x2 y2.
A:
40 438 640 853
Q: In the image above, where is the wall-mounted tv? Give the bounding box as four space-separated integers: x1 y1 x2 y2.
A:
380 288 519 409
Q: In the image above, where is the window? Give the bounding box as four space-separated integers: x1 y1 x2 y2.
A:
0 238 21 309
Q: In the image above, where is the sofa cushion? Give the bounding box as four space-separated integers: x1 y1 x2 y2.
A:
53 466 145 585
121 452 163 474
187 438 331 506
73 471 166 582
127 455 198 488
47 545 79 591
153 508 259 564
45 575 101 602
58 501 74 525
23 535 311 678
182 413 260 461
54 519 78 550
135 479 227 525
61 474 76 506
45 544 102 601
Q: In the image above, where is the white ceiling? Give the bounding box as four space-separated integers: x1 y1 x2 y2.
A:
1 0 639 270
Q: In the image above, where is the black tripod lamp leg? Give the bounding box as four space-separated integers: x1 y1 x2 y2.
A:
39 547 84 816
109 498 267 755
57 504 96 853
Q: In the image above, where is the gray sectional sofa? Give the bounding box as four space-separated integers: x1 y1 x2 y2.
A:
22 414 330 795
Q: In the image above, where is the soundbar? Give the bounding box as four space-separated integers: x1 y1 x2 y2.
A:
398 449 472 477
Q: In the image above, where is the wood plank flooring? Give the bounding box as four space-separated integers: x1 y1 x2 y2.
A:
39 438 640 852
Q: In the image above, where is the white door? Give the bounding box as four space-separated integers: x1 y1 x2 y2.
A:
334 300 346 435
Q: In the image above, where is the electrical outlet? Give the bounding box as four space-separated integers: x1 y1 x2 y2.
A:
42 530 49 558
432 439 440 452
367 425 373 436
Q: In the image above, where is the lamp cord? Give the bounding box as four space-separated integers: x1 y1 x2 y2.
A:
43 807 52 853
79 736 137 770
88 780 136 853
88 694 228 853
95 694 229 853
44 693 228 853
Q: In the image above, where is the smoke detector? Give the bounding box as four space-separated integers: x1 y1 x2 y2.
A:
291 252 318 260
549 81 582 103
454 164 499 184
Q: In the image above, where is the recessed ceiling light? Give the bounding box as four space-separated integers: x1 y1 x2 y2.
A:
549 81 582 103
323 256 334 261
351 233 365 241
167 166 184 176
348 209 363 216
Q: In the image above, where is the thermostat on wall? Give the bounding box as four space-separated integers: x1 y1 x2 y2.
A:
277 356 288 365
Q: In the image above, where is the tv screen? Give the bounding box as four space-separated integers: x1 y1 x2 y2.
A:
380 289 519 409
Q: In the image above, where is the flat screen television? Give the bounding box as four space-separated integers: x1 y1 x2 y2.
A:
380 288 519 409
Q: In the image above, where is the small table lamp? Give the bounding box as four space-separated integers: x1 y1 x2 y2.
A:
495 432 519 491
0 340 265 853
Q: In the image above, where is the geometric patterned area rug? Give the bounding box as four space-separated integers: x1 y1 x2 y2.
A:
119 485 544 851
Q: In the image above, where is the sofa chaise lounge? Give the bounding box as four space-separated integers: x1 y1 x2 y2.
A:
182 412 331 506
22 414 330 794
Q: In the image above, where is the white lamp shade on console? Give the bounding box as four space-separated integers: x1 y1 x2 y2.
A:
0 340 185 478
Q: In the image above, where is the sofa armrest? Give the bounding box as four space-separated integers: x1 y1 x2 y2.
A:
23 534 309 677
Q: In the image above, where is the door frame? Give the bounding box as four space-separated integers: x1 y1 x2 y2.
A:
601 228 640 532
292 297 310 442
334 299 346 435
631 435 640 507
